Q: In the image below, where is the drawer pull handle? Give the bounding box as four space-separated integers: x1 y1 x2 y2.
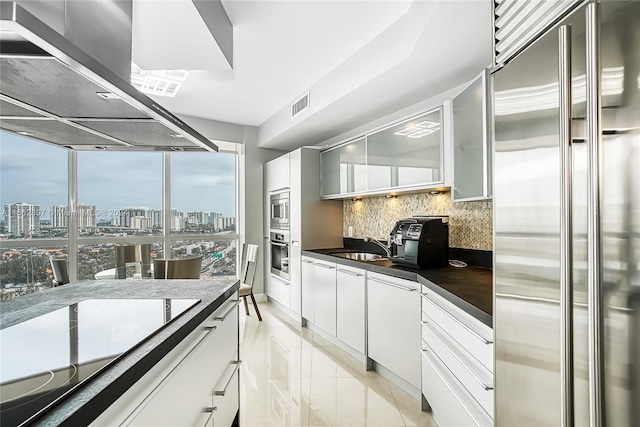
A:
214 360 241 396
369 276 416 292
315 263 335 270
422 293 492 344
203 406 217 427
337 269 363 277
422 320 493 390
214 300 239 321
302 260 314 264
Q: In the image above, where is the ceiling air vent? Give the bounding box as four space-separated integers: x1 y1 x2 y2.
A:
291 92 310 118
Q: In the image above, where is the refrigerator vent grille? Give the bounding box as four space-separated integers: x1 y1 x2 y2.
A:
493 0 583 67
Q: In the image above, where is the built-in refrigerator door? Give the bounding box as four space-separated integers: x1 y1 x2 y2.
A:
599 2 640 425
493 17 563 426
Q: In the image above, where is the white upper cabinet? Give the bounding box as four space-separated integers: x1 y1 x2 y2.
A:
265 153 290 193
321 107 445 199
366 108 443 192
452 69 492 202
321 137 366 197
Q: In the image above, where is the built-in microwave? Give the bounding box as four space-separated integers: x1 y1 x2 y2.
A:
270 191 289 230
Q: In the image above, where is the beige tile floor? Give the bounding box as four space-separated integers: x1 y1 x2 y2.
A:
239 302 437 427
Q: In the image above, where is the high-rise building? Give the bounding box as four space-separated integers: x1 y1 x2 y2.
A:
131 216 153 230
146 209 162 228
50 205 68 228
187 211 205 225
208 212 222 227
222 217 235 230
171 215 185 231
120 207 146 228
77 204 97 228
4 203 41 235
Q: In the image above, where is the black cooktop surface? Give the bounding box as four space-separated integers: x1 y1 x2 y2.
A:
0 298 200 426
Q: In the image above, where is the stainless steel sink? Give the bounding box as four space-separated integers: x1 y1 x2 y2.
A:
332 252 386 261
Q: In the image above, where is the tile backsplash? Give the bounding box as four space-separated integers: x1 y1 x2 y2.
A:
343 192 493 250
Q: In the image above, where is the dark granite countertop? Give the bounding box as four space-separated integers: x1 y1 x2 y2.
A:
0 278 239 426
303 248 493 327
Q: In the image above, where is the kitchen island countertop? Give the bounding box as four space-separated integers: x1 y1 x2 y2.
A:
0 278 239 426
303 248 492 327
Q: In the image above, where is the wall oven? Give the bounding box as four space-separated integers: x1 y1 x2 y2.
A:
270 191 289 230
270 231 290 280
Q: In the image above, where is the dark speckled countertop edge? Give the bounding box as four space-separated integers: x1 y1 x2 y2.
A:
0 278 239 427
303 249 493 328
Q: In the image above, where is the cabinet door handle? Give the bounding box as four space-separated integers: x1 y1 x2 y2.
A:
271 187 289 193
271 241 288 247
315 263 335 270
213 300 239 321
421 320 493 390
213 361 241 396
421 292 492 344
368 276 416 292
203 407 217 427
337 269 363 277
302 259 314 264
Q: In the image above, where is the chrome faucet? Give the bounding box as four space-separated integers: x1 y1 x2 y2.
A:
364 237 391 257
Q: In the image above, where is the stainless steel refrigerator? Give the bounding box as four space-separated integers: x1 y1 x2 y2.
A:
493 1 639 425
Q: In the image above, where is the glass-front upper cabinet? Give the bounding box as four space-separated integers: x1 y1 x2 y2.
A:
366 108 443 191
321 137 366 196
452 69 491 201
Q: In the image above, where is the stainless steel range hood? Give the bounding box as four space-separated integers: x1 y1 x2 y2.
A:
0 1 217 152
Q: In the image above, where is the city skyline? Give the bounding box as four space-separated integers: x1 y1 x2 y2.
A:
0 132 236 219
1 201 235 233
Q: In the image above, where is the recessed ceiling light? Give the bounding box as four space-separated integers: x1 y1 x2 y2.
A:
17 131 35 136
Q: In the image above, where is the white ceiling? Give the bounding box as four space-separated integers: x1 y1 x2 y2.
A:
132 0 493 150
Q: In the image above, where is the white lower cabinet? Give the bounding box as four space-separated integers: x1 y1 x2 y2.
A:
420 285 494 426
301 257 315 322
91 294 240 427
367 272 421 388
313 260 337 336
269 274 291 308
336 265 365 354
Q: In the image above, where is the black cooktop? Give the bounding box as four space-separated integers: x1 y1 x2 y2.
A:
0 298 200 426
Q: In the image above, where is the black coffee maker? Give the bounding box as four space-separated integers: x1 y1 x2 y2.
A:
388 216 449 268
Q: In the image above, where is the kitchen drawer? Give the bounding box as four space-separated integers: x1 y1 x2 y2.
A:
421 320 494 417
421 343 493 427
421 288 493 371
269 274 291 308
211 298 239 382
213 362 240 427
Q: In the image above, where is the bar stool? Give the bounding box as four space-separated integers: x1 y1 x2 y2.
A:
115 244 152 279
153 256 203 279
49 257 70 286
238 243 261 321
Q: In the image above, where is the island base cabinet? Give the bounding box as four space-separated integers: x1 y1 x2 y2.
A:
91 295 240 427
367 273 420 388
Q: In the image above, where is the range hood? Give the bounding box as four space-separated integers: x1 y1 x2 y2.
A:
0 1 217 152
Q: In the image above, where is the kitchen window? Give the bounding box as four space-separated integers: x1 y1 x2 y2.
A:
0 132 240 297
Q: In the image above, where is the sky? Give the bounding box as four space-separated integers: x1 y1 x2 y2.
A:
0 132 236 220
